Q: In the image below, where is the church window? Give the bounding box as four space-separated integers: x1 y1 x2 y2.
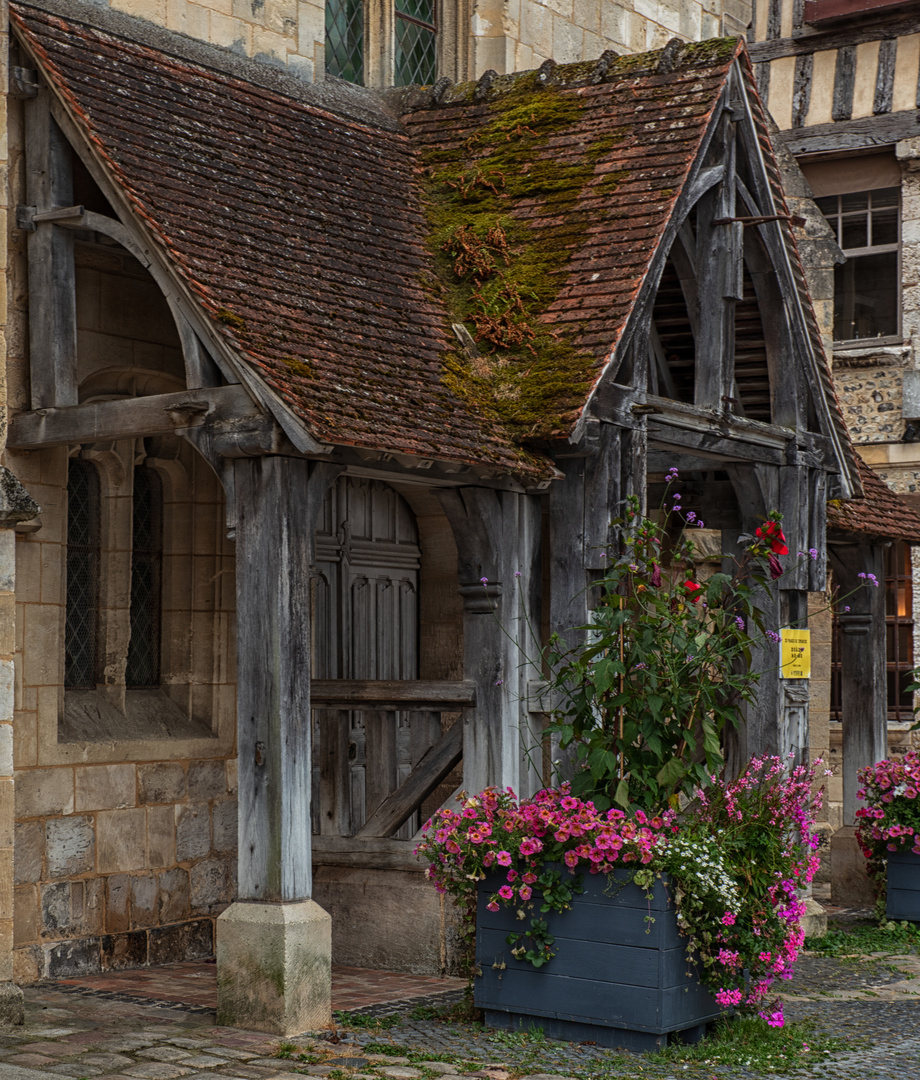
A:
64 459 101 689
325 0 437 86
126 466 163 689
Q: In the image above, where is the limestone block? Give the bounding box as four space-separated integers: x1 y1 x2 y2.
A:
217 899 332 1035
41 881 72 935
0 778 14 849
15 767 73 819
13 885 38 945
830 825 876 907
13 944 40 984
149 917 213 963
75 764 136 811
102 928 149 970
138 762 187 805
131 874 159 929
176 803 211 862
226 758 238 796
0 980 24 1025
211 798 237 852
45 815 95 878
188 760 227 801
46 936 101 977
0 726 11 778
190 857 234 910
105 874 131 934
96 808 147 873
147 805 176 868
158 867 191 923
13 821 43 885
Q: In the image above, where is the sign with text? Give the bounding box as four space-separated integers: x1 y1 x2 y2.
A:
780 629 811 679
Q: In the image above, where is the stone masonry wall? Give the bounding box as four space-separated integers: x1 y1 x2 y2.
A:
62 0 754 90
833 349 910 445
13 757 237 980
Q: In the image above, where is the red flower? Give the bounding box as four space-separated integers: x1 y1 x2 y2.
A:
768 553 783 580
650 563 662 587
756 521 788 555
684 580 703 602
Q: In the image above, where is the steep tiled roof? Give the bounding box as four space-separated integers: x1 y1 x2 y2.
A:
11 1 854 491
827 455 920 544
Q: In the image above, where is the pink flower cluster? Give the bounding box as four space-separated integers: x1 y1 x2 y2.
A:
416 784 673 910
856 751 920 860
686 755 824 1016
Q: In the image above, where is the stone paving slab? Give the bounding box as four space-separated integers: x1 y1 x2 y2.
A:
2 944 920 1080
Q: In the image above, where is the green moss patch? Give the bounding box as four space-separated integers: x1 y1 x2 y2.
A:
420 80 620 442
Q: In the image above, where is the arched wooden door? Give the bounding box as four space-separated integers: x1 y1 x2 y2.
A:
311 477 424 836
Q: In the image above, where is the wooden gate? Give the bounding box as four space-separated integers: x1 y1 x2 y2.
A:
311 477 467 838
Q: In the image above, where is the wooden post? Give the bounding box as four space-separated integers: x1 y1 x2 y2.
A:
831 544 887 828
25 95 78 409
217 455 341 1036
828 543 886 907
439 486 541 797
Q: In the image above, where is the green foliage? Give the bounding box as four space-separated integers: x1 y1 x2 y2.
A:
806 919 920 957
545 490 785 812
332 1012 400 1030
646 1014 858 1074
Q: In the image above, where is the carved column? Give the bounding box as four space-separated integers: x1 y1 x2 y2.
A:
439 486 541 797
216 455 340 1036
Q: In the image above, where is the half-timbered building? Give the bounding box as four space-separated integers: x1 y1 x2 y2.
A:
748 0 920 902
0 0 867 1031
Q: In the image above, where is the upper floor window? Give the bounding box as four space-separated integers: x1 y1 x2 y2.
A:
325 0 437 86
816 187 900 343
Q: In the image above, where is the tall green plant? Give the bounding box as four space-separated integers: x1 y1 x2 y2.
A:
545 480 797 813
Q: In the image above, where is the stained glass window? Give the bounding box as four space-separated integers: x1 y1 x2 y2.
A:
65 460 100 689
126 467 163 688
395 0 437 86
326 0 365 84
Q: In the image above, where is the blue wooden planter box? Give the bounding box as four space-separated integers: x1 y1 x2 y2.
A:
887 850 920 921
474 869 722 1052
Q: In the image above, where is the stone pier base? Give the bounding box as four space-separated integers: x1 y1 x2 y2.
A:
216 900 332 1035
830 825 876 908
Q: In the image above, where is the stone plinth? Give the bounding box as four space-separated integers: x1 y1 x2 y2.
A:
216 899 332 1035
830 826 876 908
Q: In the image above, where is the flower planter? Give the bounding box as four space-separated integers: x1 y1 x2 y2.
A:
886 850 920 921
474 869 722 1052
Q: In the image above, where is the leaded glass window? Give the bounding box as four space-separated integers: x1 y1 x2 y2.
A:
126 467 163 688
394 0 437 86
326 0 365 84
65 460 100 689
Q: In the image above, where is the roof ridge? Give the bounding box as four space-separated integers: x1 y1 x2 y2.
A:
391 37 743 116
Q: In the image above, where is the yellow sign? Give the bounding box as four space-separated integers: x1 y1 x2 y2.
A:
780 629 811 679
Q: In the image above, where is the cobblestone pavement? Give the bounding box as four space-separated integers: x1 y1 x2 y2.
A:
0 942 918 1080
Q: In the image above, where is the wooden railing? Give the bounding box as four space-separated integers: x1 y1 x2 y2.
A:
310 680 474 842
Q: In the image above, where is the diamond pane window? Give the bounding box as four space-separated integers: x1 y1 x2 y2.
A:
326 0 365 84
65 460 100 689
126 467 162 688
395 0 436 86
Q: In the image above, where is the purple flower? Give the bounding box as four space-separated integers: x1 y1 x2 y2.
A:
685 511 696 523
766 630 781 643
480 576 488 585
735 615 745 631
808 548 818 560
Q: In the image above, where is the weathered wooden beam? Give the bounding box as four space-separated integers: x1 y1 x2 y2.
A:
235 457 342 902
780 109 920 156
8 384 260 447
439 486 542 798
25 94 77 408
356 719 463 838
830 544 887 827
309 679 476 710
748 9 920 62
311 835 423 871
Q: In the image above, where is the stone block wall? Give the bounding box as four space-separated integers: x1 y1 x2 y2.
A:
13 756 237 980
833 349 910 445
